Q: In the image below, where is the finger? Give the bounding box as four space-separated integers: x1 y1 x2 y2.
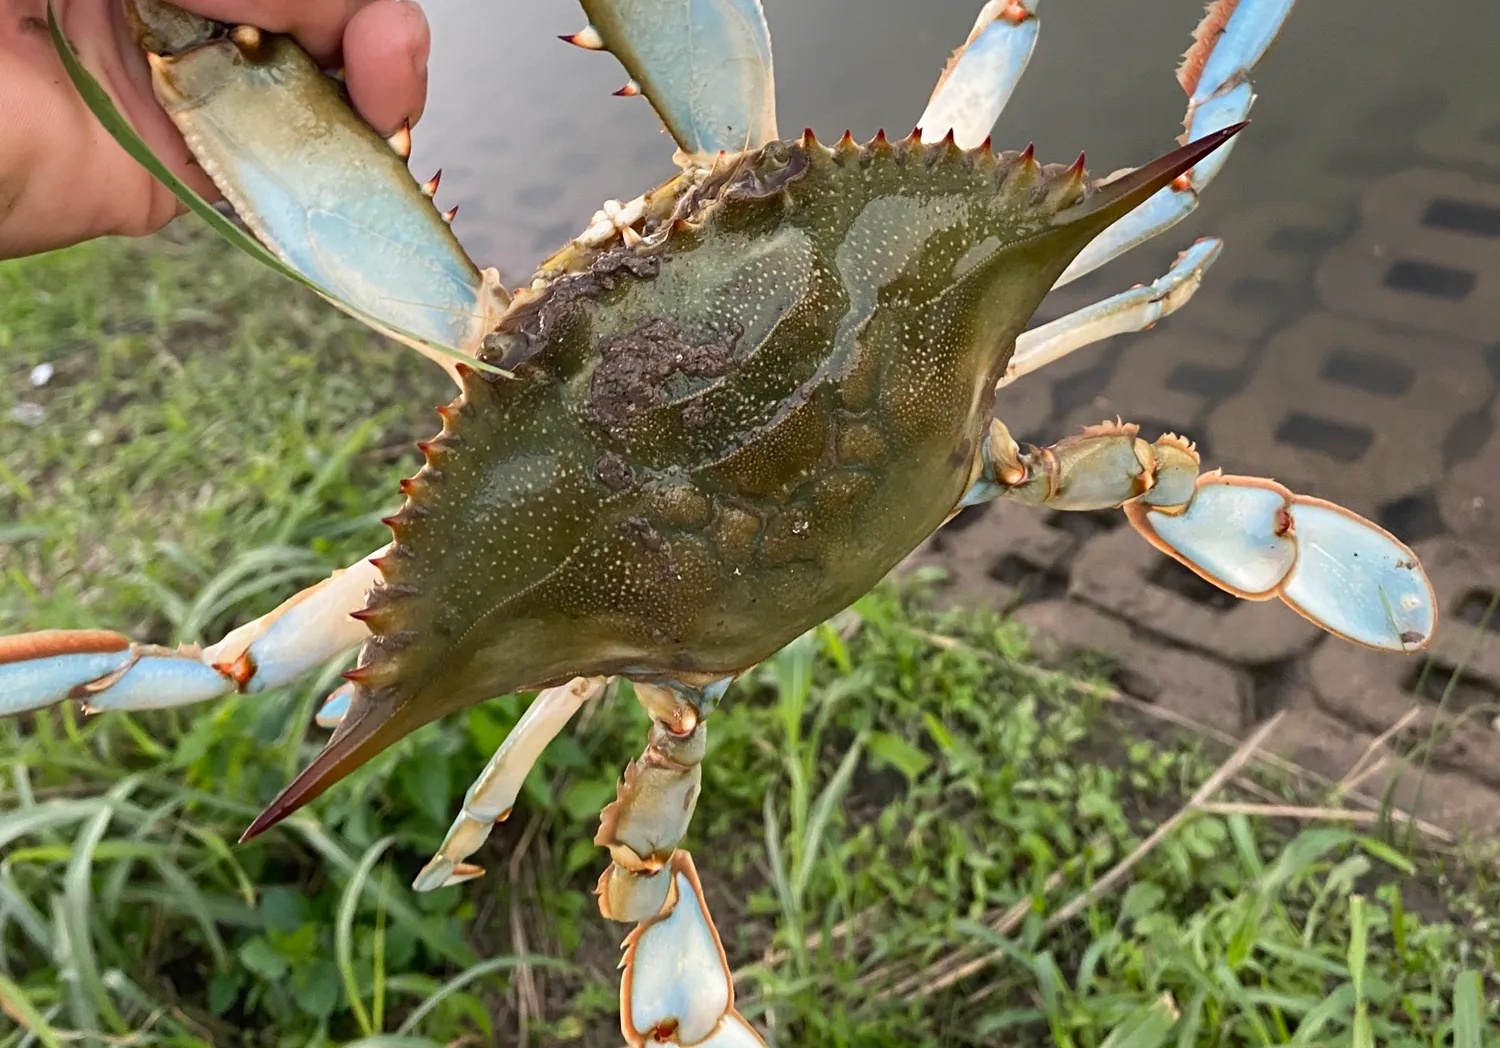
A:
170 0 372 63
343 0 429 135
102 0 223 205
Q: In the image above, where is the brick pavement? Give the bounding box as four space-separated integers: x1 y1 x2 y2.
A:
910 146 1500 839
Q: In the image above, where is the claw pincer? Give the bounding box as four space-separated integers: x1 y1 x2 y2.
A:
0 553 381 717
968 420 1436 652
0 630 226 715
120 0 507 374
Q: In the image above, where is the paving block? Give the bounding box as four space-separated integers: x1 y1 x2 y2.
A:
1439 411 1500 543
1053 326 1257 460
1417 102 1500 175
1308 536 1500 791
1208 312 1491 514
1318 169 1500 343
1270 703 1500 839
993 373 1062 447
1170 201 1351 346
904 500 1082 612
1069 525 1322 665
1015 599 1250 736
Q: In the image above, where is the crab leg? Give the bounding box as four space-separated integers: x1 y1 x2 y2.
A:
0 551 381 716
583 677 760 1046
918 0 1040 148
126 1 506 378
568 0 778 161
411 676 609 891
998 237 1221 390
961 421 1436 652
1054 0 1295 287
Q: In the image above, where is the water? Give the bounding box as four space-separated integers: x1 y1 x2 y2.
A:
415 0 1497 276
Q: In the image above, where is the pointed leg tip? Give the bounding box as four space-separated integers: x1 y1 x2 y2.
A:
412 857 454 892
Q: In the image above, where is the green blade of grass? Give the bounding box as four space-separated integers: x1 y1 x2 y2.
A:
0 864 52 958
0 801 96 853
289 820 476 967
791 730 867 906
1348 895 1372 1048
0 973 65 1048
1451 970 1483 1048
1289 983 1355 1046
338 836 396 1037
1100 993 1179 1048
395 955 572 1036
60 780 139 1034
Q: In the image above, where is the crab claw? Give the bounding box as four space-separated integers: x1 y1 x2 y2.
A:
0 553 379 717
0 631 230 715
124 1 507 377
1125 476 1436 652
620 852 765 1047
575 0 778 159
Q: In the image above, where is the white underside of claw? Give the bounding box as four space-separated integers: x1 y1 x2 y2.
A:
1134 479 1295 597
575 0 778 158
147 36 505 381
201 551 381 690
1127 477 1435 652
1278 500 1436 651
621 852 762 1047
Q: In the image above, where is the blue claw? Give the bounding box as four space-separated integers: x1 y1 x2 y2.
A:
1180 79 1254 191
1189 0 1296 106
1126 477 1435 653
0 632 233 716
0 643 134 716
575 0 778 157
143 31 506 370
315 684 354 728
1137 480 1294 597
918 1 1040 149
0 557 378 719
81 656 234 711
1280 501 1436 653
200 556 378 695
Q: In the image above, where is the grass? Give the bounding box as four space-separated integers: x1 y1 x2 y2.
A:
1 224 1498 1047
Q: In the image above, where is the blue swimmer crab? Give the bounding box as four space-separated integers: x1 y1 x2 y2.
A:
3 0 1437 1042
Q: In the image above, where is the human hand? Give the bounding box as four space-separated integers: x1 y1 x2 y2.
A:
0 0 430 258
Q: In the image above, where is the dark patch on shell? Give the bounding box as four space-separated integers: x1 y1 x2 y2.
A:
676 139 812 220
482 251 662 371
595 452 634 491
619 516 665 553
586 318 739 442
681 399 715 430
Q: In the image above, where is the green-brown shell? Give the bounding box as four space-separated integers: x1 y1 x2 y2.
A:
277 128 1234 813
